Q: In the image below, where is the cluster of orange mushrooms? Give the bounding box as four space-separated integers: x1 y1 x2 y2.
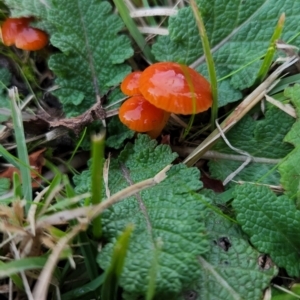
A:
1 17 48 51
119 62 213 138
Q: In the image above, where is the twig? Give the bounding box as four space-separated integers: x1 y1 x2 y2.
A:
215 120 252 185
130 8 177 17
172 147 281 164
36 165 172 227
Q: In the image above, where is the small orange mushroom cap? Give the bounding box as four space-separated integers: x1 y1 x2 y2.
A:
15 27 48 51
119 95 166 133
1 17 32 46
1 17 48 51
139 62 212 115
121 71 142 96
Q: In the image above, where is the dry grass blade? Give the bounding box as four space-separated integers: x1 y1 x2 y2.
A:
265 94 296 118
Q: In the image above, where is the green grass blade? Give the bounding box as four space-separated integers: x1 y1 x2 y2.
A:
146 244 161 300
0 261 23 290
9 87 32 206
101 224 134 300
12 172 22 199
255 13 285 84
65 179 99 281
61 274 105 300
0 144 20 168
190 0 218 130
91 129 106 239
113 0 155 62
0 257 47 278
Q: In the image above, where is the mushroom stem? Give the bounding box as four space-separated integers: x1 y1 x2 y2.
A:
147 111 170 139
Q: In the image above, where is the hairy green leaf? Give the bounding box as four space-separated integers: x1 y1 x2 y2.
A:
152 0 300 106
48 0 133 116
74 135 209 297
3 0 51 18
209 105 294 185
233 183 300 277
279 85 300 200
106 117 135 150
180 210 277 300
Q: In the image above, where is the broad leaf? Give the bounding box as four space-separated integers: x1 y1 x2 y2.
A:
3 0 52 18
279 85 300 200
74 135 209 298
233 183 300 277
48 0 133 116
179 210 277 300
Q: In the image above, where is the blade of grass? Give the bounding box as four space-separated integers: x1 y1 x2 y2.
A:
67 127 87 165
141 0 157 26
255 13 285 85
64 177 99 281
101 224 134 300
61 274 105 300
190 0 218 130
12 172 22 199
0 144 21 168
0 257 47 278
91 128 106 239
181 64 197 138
0 261 23 291
146 242 161 300
9 87 32 207
113 0 155 62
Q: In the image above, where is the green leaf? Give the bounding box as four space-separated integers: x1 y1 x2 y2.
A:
61 274 105 300
75 135 209 297
0 178 10 196
152 0 300 106
232 183 300 277
180 210 277 300
48 0 133 116
3 0 52 18
279 85 300 200
209 105 294 185
106 117 135 150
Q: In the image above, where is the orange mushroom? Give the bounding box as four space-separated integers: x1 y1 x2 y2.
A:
1 17 32 46
121 71 142 96
15 27 48 51
139 62 212 115
118 95 168 138
1 17 48 51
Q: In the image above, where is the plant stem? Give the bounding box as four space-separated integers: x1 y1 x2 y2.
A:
113 0 155 63
91 128 106 239
190 0 218 130
9 87 32 209
255 13 285 85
